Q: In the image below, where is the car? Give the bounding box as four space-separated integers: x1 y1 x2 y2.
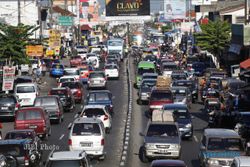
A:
0 139 42 167
45 150 90 167
57 76 77 87
78 65 94 83
163 104 193 139
142 73 158 81
77 51 88 60
85 90 114 114
61 81 84 103
48 87 75 112
139 120 181 162
231 156 250 167
87 71 107 89
86 54 99 69
14 83 39 107
161 62 178 77
138 79 157 104
151 160 187 167
170 86 192 108
34 96 64 124
68 117 106 160
105 58 119 67
234 112 250 139
63 68 80 81
143 54 158 65
80 105 112 133
14 76 33 86
171 70 189 81
0 94 20 119
70 56 82 67
20 64 29 74
104 64 119 79
136 61 156 88
50 64 64 78
14 107 51 139
199 129 244 167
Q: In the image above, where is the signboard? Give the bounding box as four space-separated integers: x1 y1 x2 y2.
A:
58 16 73 26
2 66 15 91
26 45 44 57
192 0 203 5
49 29 61 49
105 0 150 16
79 0 100 25
164 0 186 20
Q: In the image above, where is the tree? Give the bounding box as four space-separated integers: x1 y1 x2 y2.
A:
0 23 39 64
194 19 231 58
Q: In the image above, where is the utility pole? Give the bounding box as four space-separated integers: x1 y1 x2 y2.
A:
38 5 42 42
17 0 21 24
64 0 68 10
245 0 249 25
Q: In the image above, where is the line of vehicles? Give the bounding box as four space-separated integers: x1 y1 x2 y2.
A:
0 38 125 166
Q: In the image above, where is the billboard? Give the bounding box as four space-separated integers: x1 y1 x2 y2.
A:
164 0 186 20
105 0 150 16
191 0 203 5
79 0 100 24
26 45 44 57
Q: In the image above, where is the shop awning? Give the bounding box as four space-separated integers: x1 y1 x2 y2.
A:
81 25 92 31
240 58 250 69
52 6 76 17
228 44 242 55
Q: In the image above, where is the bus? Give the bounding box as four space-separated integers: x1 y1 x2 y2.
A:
107 38 125 61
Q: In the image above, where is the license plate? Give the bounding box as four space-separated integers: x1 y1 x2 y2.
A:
94 81 100 84
1 107 8 110
80 142 92 147
29 125 37 129
23 99 30 102
159 150 168 153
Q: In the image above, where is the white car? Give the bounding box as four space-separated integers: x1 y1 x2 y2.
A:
64 68 80 81
69 117 106 160
14 83 39 107
104 64 119 79
80 105 112 133
58 76 77 87
20 64 29 73
87 56 99 69
77 51 87 60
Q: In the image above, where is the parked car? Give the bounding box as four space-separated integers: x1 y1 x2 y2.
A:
68 117 106 160
104 64 119 79
48 87 75 112
34 96 64 124
14 107 51 139
151 160 187 167
50 64 64 78
0 94 20 119
14 83 39 107
87 71 107 89
61 81 84 103
45 150 90 167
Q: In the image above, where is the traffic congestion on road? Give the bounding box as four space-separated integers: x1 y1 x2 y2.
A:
1 22 250 167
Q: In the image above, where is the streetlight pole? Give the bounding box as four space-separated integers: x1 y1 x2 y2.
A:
245 0 249 25
17 0 21 24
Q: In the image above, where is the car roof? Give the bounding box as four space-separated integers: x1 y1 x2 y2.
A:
15 83 36 87
89 90 111 94
150 121 176 125
141 78 157 82
84 105 106 109
240 112 250 116
142 73 158 76
73 117 102 124
51 87 67 90
49 151 87 161
0 139 31 145
171 86 188 90
18 107 44 112
138 61 155 67
163 104 188 109
204 128 240 138
7 129 34 133
60 76 76 79
36 95 58 99
151 160 186 166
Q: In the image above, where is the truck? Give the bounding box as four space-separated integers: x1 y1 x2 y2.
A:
107 38 125 61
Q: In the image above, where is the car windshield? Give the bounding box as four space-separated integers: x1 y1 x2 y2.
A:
60 78 75 83
72 123 101 136
143 56 156 62
150 92 173 101
162 64 177 70
105 65 118 69
138 68 155 75
147 124 178 137
173 81 194 89
35 98 57 107
172 74 187 80
143 75 158 80
0 144 26 156
64 69 79 75
207 138 242 151
5 132 33 140
50 90 67 96
89 73 105 78
89 93 110 102
48 160 86 167
0 97 16 104
83 108 105 117
17 111 42 120
16 86 35 93
141 80 156 88
173 110 190 119
61 82 80 89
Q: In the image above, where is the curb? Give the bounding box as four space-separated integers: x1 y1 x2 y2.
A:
120 56 133 166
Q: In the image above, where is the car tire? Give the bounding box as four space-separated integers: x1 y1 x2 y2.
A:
139 146 149 163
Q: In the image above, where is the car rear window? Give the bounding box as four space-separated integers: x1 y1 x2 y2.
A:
72 123 101 136
59 78 75 83
150 91 173 101
64 69 79 75
61 82 80 89
17 110 42 120
50 89 67 96
83 108 105 117
0 144 26 156
89 93 110 101
105 65 118 69
147 124 178 137
5 132 33 140
35 98 57 106
89 73 105 78
52 64 63 69
0 97 16 104
16 86 35 93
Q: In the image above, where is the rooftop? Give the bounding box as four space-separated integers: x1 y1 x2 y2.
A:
204 128 239 138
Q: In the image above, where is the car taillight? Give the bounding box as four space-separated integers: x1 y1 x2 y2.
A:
24 156 29 166
104 114 108 121
77 90 81 95
68 139 72 145
101 139 104 146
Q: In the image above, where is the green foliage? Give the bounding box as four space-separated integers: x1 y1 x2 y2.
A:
194 19 231 57
161 25 172 33
0 23 39 64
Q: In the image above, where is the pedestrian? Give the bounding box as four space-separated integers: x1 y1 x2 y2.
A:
226 95 234 113
41 60 46 77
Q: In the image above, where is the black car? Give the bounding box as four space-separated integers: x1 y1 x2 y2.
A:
48 87 75 112
0 94 20 119
172 80 198 103
0 139 42 167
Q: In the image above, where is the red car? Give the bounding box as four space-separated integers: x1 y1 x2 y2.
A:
70 56 82 67
14 107 51 140
151 160 187 167
61 81 84 103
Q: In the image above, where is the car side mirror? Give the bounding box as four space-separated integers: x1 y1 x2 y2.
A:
139 132 145 137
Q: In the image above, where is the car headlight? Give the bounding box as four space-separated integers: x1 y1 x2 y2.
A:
207 159 219 165
0 160 6 167
145 143 154 148
171 144 180 149
185 123 192 128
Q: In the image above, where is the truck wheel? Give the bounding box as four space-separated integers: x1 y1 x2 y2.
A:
139 146 149 163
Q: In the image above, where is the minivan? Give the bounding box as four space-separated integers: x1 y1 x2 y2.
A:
14 107 51 139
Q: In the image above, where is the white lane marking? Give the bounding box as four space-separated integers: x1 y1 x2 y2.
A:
59 134 65 140
74 114 78 118
194 135 198 142
68 123 72 129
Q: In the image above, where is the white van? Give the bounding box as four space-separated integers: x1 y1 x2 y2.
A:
14 83 39 107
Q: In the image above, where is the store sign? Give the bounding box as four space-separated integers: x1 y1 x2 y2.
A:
49 29 61 49
164 0 186 20
58 16 73 26
2 66 15 91
26 45 44 57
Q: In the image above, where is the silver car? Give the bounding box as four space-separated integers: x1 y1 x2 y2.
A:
87 71 107 89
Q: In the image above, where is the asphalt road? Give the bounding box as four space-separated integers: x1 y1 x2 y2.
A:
126 55 208 167
1 58 128 167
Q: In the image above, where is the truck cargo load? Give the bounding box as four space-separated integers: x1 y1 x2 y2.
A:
156 76 172 88
152 110 174 122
